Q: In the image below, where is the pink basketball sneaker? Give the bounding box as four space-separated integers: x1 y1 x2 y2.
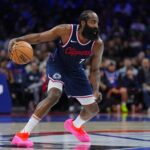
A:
11 132 33 147
64 119 90 142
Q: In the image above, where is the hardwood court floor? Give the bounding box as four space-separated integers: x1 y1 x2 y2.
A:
0 113 150 150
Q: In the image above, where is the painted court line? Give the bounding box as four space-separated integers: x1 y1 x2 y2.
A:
1 130 150 138
121 147 150 150
31 129 150 136
91 133 150 142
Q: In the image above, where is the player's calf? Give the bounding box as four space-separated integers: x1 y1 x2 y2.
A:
84 102 99 116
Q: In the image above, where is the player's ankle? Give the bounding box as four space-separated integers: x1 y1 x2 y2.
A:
73 115 87 128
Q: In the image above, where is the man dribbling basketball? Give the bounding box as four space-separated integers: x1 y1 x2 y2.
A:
9 10 104 147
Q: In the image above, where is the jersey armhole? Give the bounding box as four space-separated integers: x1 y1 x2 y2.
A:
62 24 73 48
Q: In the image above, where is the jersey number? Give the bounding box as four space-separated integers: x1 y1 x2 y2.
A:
79 59 85 64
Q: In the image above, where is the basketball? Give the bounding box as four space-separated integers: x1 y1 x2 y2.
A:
9 41 33 64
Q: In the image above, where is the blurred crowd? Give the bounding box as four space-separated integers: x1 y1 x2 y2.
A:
0 0 149 114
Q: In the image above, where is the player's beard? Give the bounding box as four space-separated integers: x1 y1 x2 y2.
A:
82 22 99 41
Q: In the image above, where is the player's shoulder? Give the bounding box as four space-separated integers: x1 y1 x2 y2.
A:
52 24 73 41
55 24 72 32
92 37 104 54
94 37 103 46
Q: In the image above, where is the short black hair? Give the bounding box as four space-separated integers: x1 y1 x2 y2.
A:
79 10 95 23
127 66 134 71
109 60 116 66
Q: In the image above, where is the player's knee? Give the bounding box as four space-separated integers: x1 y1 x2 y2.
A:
120 88 127 94
47 88 62 103
87 102 99 115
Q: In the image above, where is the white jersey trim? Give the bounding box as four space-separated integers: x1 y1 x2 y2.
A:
76 96 96 105
47 76 64 92
76 25 91 46
62 24 73 48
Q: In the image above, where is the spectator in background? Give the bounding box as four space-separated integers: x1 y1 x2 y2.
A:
114 0 133 16
105 40 118 60
122 66 142 113
135 51 145 66
7 62 27 106
128 35 143 57
7 61 26 84
0 58 14 83
109 18 125 38
0 50 7 58
25 62 42 112
102 58 111 69
138 58 150 113
145 45 150 59
103 60 128 113
119 57 138 77
130 17 146 33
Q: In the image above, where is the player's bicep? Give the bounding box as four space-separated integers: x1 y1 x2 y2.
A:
39 24 67 42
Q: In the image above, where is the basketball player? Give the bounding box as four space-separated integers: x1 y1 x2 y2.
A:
9 10 104 147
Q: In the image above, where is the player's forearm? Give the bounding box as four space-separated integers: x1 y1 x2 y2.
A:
90 69 100 92
13 33 43 44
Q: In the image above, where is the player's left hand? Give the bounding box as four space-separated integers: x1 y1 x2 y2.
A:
8 38 17 51
8 39 17 59
94 91 102 103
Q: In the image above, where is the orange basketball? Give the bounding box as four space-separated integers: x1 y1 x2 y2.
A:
9 41 33 64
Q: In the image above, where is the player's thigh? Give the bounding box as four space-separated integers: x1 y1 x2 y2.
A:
64 69 96 104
